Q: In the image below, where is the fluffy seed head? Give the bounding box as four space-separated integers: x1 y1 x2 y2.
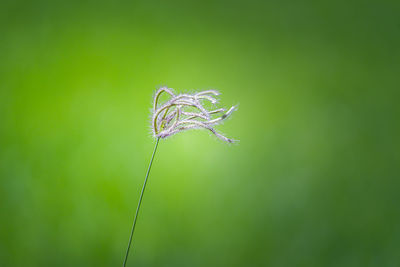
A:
152 87 237 143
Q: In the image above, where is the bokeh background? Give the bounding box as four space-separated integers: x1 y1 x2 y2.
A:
1 0 399 266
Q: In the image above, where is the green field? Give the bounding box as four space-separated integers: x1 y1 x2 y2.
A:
1 0 399 266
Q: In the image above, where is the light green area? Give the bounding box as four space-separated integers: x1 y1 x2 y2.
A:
1 0 399 266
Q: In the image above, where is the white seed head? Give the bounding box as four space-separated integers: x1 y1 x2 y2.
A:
152 87 238 143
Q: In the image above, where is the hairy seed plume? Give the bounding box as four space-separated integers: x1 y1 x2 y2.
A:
152 87 237 143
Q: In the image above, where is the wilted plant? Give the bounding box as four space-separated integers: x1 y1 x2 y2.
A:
123 87 237 266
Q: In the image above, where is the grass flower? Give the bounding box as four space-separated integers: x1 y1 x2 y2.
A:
123 87 237 266
152 87 237 143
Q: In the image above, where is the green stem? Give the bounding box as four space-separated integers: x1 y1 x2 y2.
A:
123 138 160 267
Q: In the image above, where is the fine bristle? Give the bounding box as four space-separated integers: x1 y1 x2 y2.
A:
151 87 237 143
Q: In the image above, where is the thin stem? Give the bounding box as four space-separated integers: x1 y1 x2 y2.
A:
123 138 160 267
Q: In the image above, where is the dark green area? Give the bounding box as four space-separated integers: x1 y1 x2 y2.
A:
1 0 399 266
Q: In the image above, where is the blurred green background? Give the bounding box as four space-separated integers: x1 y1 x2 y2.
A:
1 0 399 266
